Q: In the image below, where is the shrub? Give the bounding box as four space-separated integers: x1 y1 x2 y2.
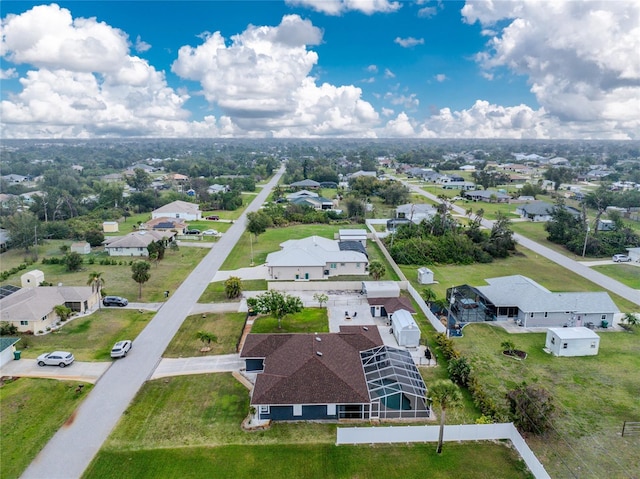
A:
448 356 472 387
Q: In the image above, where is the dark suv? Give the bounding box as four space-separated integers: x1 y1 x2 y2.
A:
103 296 129 307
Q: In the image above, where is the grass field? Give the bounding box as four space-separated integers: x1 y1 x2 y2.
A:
0 241 208 302
454 323 640 479
0 378 94 479
15 309 154 361
250 307 329 333
163 312 246 357
198 279 268 303
592 264 640 289
84 373 532 479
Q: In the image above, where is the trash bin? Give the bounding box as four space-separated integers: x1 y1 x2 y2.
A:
601 320 609 329
13 350 21 360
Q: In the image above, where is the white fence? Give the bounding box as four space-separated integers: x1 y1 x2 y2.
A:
336 423 550 479
406 283 447 333
268 281 363 292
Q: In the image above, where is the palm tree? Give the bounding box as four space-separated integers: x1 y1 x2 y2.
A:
368 260 386 280
87 271 105 302
131 261 151 300
429 379 463 454
501 340 516 355
624 312 639 326
422 288 436 307
196 330 217 351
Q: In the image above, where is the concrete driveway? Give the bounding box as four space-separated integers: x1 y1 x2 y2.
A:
211 264 269 282
0 359 110 384
150 354 244 379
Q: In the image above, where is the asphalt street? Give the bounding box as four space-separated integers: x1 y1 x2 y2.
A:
20 165 285 479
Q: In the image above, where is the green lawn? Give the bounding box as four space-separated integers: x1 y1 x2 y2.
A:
250 307 329 333
1 243 208 303
85 373 532 479
198 279 268 303
163 313 246 357
454 323 640 479
15 309 154 361
1 378 94 479
592 264 640 289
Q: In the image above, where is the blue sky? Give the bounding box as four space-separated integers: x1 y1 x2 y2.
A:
1 1 638 139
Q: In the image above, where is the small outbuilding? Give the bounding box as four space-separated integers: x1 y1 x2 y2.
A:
417 267 434 285
70 241 91 255
21 269 45 288
390 309 421 348
103 221 119 233
362 281 400 299
545 327 600 357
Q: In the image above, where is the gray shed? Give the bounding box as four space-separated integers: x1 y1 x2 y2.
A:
390 309 420 348
545 327 600 357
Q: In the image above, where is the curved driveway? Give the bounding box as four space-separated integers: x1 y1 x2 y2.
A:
21 165 285 479
405 182 640 307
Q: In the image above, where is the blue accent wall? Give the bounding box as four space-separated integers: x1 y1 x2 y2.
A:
260 405 339 421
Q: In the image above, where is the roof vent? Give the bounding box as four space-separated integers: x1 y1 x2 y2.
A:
362 326 369 331
315 336 322 342
316 351 323 357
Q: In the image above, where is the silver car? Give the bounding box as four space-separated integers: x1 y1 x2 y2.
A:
111 340 132 358
37 351 75 367
612 254 631 262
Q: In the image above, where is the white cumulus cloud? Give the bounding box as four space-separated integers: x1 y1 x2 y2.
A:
394 36 424 48
285 0 401 16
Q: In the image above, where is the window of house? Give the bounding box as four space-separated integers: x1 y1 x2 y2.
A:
293 404 303 416
327 404 336 415
330 263 337 269
591 341 597 348
601 315 606 320
551 337 555 344
340 263 346 267
562 343 568 349
259 405 269 414
20 321 28 326
530 312 534 318
356 263 360 268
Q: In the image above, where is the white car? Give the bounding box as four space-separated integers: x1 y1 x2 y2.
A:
612 254 631 263
111 340 133 358
202 229 220 236
37 351 75 367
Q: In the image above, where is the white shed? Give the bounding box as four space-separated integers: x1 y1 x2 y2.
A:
627 247 640 262
103 221 119 233
21 269 45 288
417 267 434 285
362 281 400 299
71 241 91 255
545 327 600 357
390 309 421 348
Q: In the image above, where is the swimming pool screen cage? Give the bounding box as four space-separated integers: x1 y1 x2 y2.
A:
360 345 430 419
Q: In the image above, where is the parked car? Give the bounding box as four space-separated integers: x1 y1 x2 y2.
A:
37 351 75 367
202 229 220 236
111 340 133 358
103 296 129 307
206 215 220 220
185 229 200 235
612 254 631 262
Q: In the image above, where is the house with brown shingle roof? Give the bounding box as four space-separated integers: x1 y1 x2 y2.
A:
241 326 430 421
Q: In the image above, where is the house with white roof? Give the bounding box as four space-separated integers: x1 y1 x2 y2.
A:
266 236 368 280
151 200 201 220
103 230 174 257
446 275 619 328
395 203 437 224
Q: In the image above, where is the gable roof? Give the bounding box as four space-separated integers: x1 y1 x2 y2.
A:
290 179 321 188
0 337 20 352
152 200 199 215
0 286 96 322
104 230 173 249
267 236 368 268
241 327 383 405
517 201 553 216
367 296 416 314
477 275 619 314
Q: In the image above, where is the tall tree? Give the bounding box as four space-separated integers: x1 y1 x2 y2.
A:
3 211 40 252
126 168 152 191
131 260 151 299
429 379 463 454
246 211 272 239
249 290 303 329
53 305 73 322
86 271 105 303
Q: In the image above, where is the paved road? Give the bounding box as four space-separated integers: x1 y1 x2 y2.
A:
404 182 640 307
21 165 285 479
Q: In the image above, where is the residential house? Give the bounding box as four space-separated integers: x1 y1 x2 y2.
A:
240 326 430 421
286 189 319 201
266 236 368 280
290 179 321 189
515 201 555 222
0 285 100 333
290 196 334 210
446 275 619 328
368 296 416 318
1 174 28 184
395 203 437 224
348 170 377 179
151 200 201 220
103 230 174 257
463 190 511 203
140 217 187 234
626 247 640 262
101 173 125 183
